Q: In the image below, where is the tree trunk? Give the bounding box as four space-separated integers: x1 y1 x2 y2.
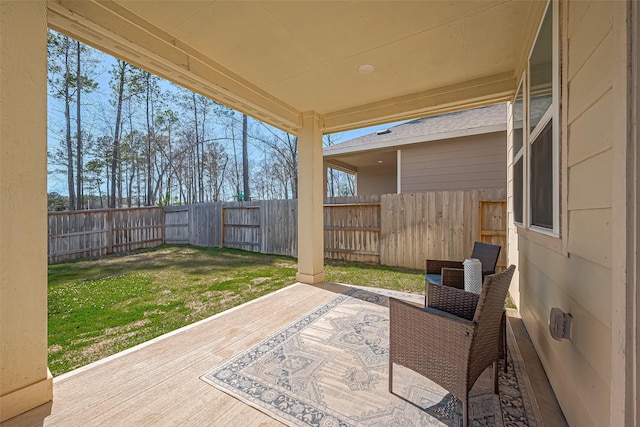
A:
75 41 83 210
105 155 110 208
242 114 250 201
127 159 135 207
329 168 335 197
97 182 103 208
63 39 76 210
110 61 126 208
167 124 172 204
145 72 154 206
231 118 241 199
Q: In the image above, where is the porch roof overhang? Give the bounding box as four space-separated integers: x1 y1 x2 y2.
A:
324 103 508 170
47 0 546 135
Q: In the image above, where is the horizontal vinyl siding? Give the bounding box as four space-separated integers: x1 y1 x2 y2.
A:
518 2 614 427
567 33 614 124
567 90 612 165
400 132 506 192
567 208 612 268
357 164 396 195
568 150 612 210
519 240 611 427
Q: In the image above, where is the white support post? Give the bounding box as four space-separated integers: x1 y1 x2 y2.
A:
296 112 325 284
396 149 402 194
0 0 53 421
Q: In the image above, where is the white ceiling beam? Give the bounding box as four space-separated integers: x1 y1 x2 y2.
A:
324 159 358 174
322 72 516 134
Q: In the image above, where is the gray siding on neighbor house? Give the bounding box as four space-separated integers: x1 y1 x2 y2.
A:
357 164 396 195
400 131 507 192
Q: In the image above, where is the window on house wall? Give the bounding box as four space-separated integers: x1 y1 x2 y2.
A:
530 120 554 228
512 0 558 235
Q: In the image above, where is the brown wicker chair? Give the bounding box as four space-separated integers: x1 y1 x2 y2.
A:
426 274 509 373
425 241 501 290
389 265 515 427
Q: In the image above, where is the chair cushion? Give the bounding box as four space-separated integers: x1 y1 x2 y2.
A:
426 274 442 285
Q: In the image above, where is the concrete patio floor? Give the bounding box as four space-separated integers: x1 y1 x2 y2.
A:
2 282 566 426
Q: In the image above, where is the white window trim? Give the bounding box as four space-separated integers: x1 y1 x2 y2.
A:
525 0 560 238
513 75 526 227
396 149 402 194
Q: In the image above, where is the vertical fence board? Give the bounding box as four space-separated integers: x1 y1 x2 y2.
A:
165 206 189 244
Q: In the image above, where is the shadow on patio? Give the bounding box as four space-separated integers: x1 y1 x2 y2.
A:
2 282 566 427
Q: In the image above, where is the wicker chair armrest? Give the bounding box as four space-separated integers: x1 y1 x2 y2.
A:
391 296 475 325
425 259 464 274
426 283 479 320
441 267 465 289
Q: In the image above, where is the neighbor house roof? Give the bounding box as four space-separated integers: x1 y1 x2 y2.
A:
324 103 507 156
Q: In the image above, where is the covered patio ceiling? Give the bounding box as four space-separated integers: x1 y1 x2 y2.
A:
47 0 544 134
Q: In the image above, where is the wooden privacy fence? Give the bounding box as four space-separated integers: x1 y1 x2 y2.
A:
478 200 508 270
48 189 506 269
164 196 381 264
163 199 298 255
379 189 506 269
164 206 189 244
163 190 505 269
324 198 381 264
48 207 164 264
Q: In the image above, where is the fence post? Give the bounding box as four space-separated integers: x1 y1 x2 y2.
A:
260 200 267 253
161 207 166 245
221 206 225 248
107 209 114 254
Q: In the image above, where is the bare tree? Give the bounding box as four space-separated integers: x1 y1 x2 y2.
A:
73 42 98 210
323 133 355 197
48 33 76 210
109 60 127 208
49 34 342 205
75 41 83 209
242 114 250 200
156 109 179 204
251 123 298 199
144 71 158 205
48 32 98 210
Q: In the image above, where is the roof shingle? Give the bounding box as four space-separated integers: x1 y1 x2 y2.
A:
325 103 507 154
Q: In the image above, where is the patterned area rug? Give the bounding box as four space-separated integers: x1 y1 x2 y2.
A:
201 287 541 426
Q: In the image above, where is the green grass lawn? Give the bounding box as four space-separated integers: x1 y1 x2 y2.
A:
48 245 424 376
